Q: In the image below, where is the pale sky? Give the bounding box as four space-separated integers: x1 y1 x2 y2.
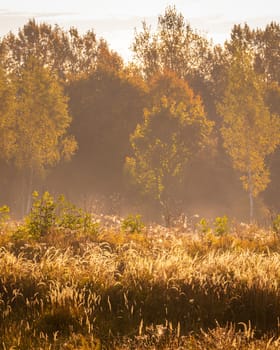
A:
0 0 279 60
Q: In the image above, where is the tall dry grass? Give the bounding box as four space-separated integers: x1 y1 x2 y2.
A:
1 222 280 348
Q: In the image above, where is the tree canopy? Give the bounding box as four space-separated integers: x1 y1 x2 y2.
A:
218 49 280 220
0 11 279 221
0 19 123 80
0 58 77 213
132 6 213 81
126 71 214 223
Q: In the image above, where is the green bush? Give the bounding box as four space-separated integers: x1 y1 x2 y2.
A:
56 194 99 236
25 191 56 237
272 214 280 236
0 205 10 228
16 191 99 238
121 214 144 233
214 216 229 236
196 218 210 235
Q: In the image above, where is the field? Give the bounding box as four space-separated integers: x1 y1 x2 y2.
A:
1 210 280 349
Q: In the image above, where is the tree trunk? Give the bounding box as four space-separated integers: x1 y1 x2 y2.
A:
21 172 26 218
248 167 254 223
26 167 34 214
249 189 254 223
159 197 172 227
21 167 34 217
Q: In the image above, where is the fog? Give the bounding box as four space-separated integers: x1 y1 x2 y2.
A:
0 11 279 225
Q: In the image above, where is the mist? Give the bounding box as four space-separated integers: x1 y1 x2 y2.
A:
0 9 279 225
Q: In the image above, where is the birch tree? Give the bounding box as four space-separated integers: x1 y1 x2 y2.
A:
218 50 280 221
9 58 77 214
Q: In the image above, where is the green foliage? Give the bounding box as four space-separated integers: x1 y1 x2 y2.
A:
24 191 56 237
126 71 213 204
12 57 77 174
272 214 280 236
196 218 211 235
17 191 99 238
121 214 144 233
0 205 10 228
56 194 99 236
196 216 229 236
0 57 77 215
214 215 229 236
217 48 280 220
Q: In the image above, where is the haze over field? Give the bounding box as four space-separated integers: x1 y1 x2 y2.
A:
1 4 280 348
0 0 280 59
0 2 279 223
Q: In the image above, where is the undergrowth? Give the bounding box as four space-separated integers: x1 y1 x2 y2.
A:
1 194 280 348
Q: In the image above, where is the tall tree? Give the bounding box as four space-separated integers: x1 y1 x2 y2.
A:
217 49 280 221
0 19 121 80
225 22 280 85
254 22 280 84
0 66 16 160
132 6 213 82
126 71 213 225
65 59 146 197
7 58 77 213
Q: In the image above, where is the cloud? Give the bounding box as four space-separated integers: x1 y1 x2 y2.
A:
68 15 156 32
0 9 155 35
0 9 75 17
0 10 79 37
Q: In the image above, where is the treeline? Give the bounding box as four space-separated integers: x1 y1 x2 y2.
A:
0 6 279 222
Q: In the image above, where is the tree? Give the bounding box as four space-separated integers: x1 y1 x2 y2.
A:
0 19 121 80
7 58 77 214
126 71 213 225
217 49 280 221
0 66 17 204
0 66 16 160
225 22 280 85
132 6 213 82
254 22 280 84
65 60 146 197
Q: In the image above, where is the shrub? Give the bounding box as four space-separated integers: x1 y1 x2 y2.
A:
0 205 10 228
272 214 280 236
25 191 56 237
214 215 229 236
16 191 99 238
56 195 99 236
121 214 144 233
196 218 211 235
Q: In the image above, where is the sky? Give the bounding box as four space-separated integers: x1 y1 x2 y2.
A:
0 0 279 60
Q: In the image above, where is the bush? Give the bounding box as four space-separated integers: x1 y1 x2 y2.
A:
0 205 10 228
16 191 99 238
272 214 280 236
56 194 99 236
25 191 56 237
121 214 144 233
197 218 211 235
214 216 229 236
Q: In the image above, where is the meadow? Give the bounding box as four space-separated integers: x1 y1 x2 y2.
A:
1 196 280 349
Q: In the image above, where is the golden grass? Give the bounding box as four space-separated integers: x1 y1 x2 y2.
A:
1 221 280 348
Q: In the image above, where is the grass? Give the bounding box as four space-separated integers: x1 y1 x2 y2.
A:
1 215 280 349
